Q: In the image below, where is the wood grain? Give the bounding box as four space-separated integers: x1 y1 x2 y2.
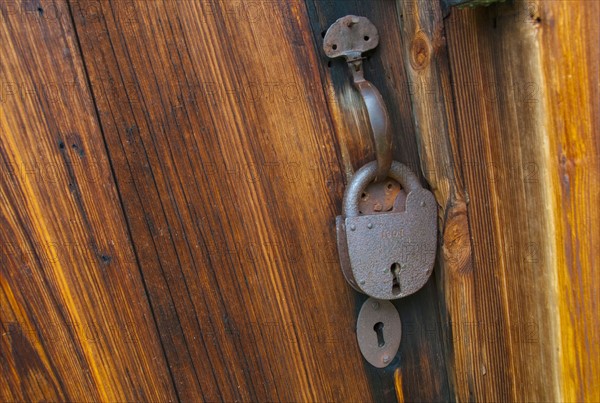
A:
412 0 598 400
394 0 476 400
537 1 599 400
68 0 391 400
2 0 596 400
0 0 175 400
443 3 561 399
2 0 451 400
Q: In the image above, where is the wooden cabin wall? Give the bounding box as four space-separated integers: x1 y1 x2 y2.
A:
395 0 598 401
0 0 596 401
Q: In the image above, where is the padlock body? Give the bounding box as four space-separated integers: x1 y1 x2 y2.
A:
343 187 437 299
336 215 362 292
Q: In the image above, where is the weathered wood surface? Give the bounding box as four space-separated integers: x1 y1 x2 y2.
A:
396 0 598 401
1 0 597 401
0 1 176 400
443 2 560 400
536 1 599 400
68 0 377 400
2 0 448 401
394 0 477 401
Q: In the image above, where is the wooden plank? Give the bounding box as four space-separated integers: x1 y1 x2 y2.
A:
411 0 599 400
443 3 561 398
536 1 599 400
393 0 477 400
304 1 450 401
4 0 594 400
0 1 176 400
443 0 506 9
69 0 386 400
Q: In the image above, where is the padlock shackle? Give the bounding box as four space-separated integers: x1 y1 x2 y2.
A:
343 161 422 217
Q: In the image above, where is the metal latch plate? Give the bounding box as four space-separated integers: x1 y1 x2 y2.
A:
356 298 401 368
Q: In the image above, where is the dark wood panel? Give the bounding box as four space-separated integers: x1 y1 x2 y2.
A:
0 0 176 400
305 1 451 401
69 0 382 400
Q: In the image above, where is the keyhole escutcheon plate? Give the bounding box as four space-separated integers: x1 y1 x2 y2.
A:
356 298 401 368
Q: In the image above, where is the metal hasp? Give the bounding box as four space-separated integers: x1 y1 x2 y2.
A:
323 15 392 182
324 16 438 368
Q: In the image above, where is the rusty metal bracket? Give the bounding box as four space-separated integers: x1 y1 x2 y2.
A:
323 15 392 182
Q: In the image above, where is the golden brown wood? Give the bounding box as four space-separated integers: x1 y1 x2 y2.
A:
67 0 398 400
3 0 449 399
396 0 598 400
2 0 596 400
444 4 561 399
394 0 477 399
537 1 599 400
0 1 176 400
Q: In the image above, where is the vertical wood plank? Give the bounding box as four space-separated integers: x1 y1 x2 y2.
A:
428 1 563 400
394 0 476 400
69 0 380 400
410 0 598 400
444 3 561 398
0 0 176 400
537 1 599 400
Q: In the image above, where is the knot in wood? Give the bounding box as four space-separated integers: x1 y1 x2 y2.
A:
410 33 431 70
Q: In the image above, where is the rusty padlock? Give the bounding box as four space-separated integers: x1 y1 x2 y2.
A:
324 14 438 367
336 161 437 300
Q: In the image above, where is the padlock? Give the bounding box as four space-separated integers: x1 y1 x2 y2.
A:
336 160 437 300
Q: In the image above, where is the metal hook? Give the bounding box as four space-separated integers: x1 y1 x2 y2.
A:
323 15 392 182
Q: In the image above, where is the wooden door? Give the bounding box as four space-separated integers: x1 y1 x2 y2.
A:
1 0 597 401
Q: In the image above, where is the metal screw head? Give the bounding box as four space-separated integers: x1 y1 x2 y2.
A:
420 201 426 207
350 224 356 231
367 222 373 229
359 279 366 285
383 355 390 364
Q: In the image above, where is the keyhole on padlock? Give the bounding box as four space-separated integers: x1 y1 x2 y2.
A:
373 322 385 347
391 263 401 296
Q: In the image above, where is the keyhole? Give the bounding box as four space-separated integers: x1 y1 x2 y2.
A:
373 322 385 347
391 263 401 296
